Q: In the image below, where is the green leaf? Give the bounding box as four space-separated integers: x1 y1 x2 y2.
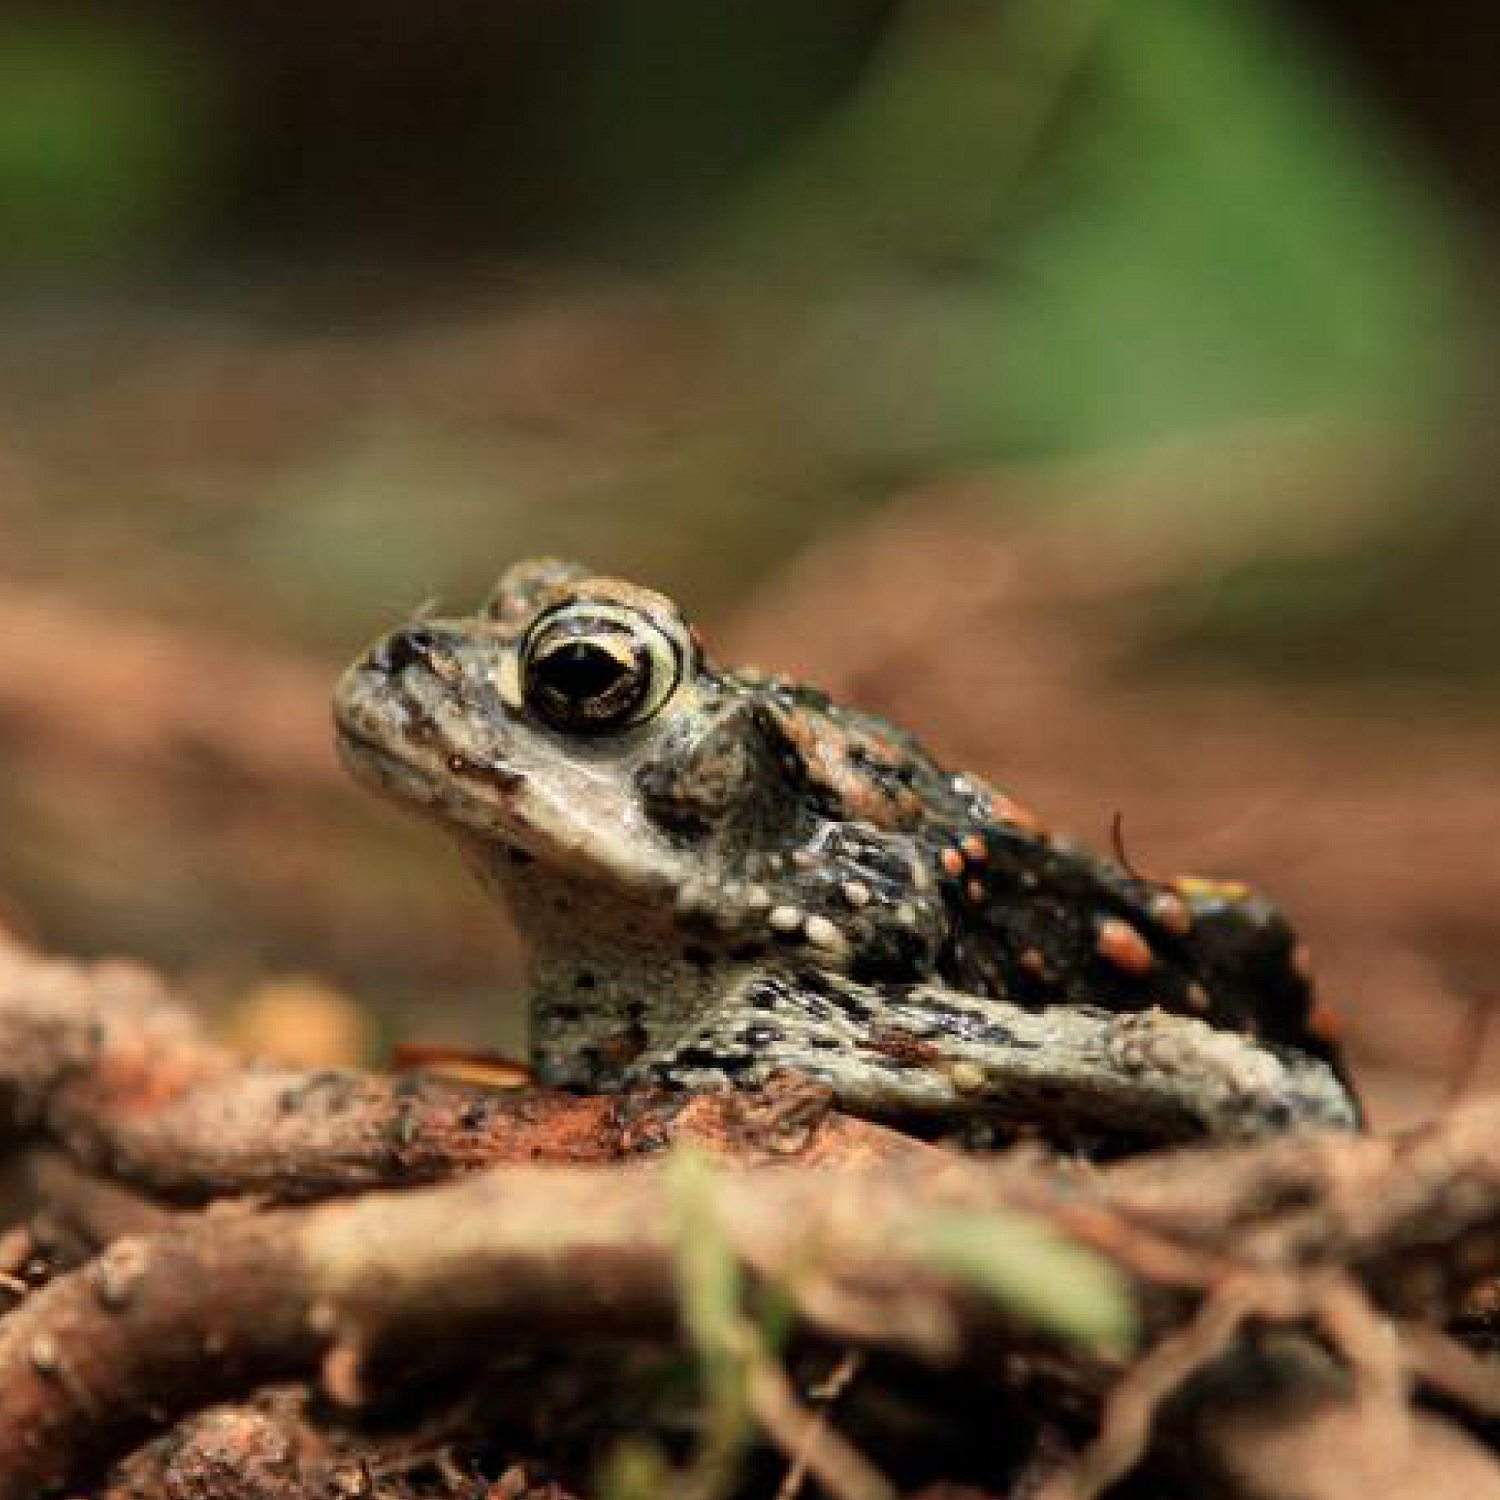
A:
667 1146 743 1370
918 1207 1136 1354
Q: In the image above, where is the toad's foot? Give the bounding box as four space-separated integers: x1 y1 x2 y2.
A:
619 967 1358 1144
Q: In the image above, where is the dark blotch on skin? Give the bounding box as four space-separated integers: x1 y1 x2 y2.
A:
635 762 714 840
791 967 835 997
445 753 526 798
850 928 929 985
370 626 441 676
668 1046 755 1077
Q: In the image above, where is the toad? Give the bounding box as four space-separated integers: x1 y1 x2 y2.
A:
335 558 1358 1143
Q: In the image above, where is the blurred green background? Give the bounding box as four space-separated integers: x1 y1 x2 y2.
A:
0 0 1494 1121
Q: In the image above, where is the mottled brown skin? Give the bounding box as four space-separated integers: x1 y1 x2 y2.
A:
334 559 1358 1141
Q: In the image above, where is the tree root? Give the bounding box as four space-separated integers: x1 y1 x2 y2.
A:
6 940 1500 1498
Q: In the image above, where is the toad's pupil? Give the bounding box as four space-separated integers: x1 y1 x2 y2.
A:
540 642 624 698
529 637 645 726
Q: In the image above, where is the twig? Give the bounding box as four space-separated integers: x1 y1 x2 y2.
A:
1401 1321 1500 1420
1038 1276 1264 1500
773 1351 864 1500
1108 811 1149 883
746 1340 891 1500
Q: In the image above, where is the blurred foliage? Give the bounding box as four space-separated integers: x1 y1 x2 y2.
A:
719 0 1470 461
0 0 1473 442
0 0 1484 690
0 0 1485 659
0 15 214 267
557 0 888 248
919 1206 1136 1353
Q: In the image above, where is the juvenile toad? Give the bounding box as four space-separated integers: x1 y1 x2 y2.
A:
335 558 1357 1142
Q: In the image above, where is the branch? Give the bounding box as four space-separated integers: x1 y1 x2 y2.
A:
11 940 1500 1497
0 1160 1000 1497
11 1099 1500 1497
0 942 932 1203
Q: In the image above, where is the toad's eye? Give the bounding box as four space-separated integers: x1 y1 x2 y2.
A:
520 605 683 734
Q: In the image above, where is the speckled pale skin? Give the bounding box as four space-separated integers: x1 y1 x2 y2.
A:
334 558 1358 1143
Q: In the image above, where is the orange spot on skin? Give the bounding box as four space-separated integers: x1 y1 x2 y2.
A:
1292 942 1316 983
939 848 965 878
770 710 923 830
964 879 985 904
1307 997 1341 1043
960 833 987 862
1096 917 1154 976
1149 891 1192 935
1019 947 1047 977
989 791 1043 831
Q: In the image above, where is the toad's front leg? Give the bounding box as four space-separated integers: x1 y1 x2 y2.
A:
624 967 1359 1144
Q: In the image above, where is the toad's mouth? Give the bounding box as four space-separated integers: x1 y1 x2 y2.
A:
336 719 528 810
333 719 438 807
332 718 425 784
333 685 688 893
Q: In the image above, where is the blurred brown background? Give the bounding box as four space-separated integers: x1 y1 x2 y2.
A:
0 0 1496 1127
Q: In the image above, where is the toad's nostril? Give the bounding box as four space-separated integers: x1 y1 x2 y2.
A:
371 627 439 676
